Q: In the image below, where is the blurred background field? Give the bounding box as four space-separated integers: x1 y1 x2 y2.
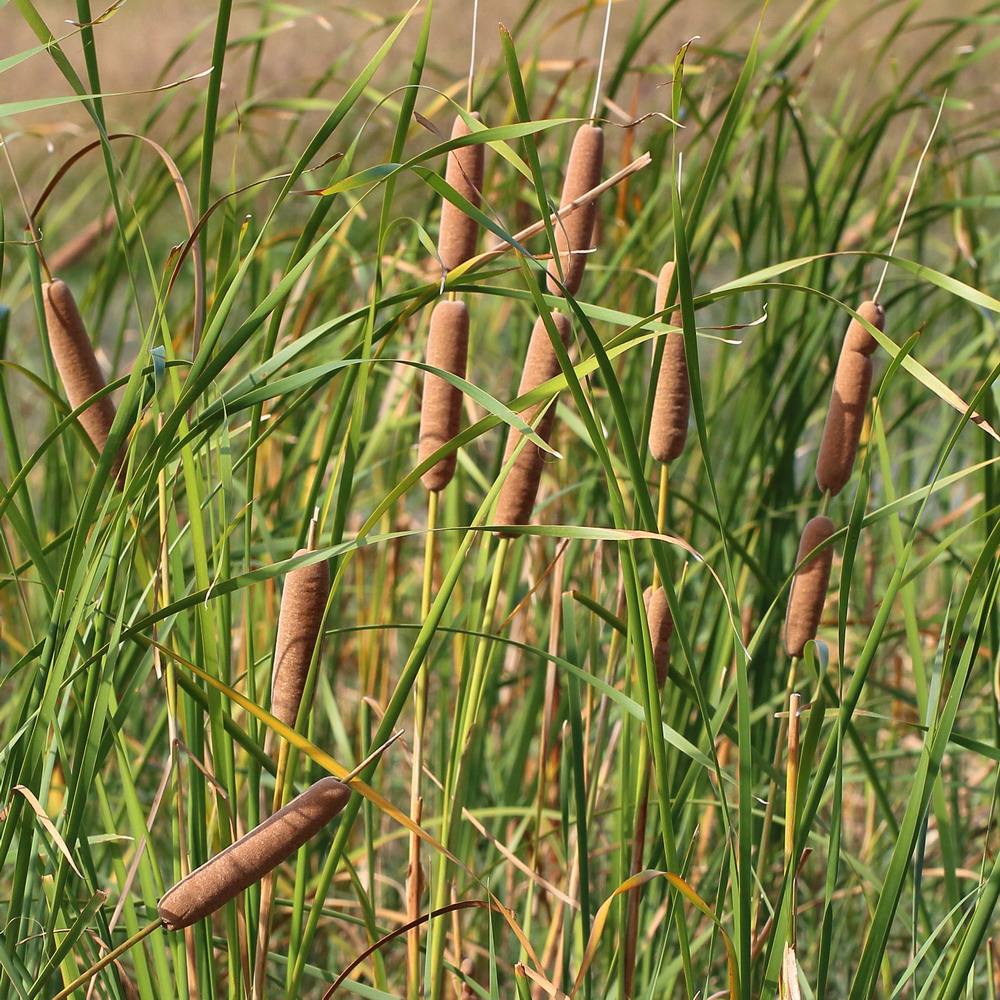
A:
2 0 995 145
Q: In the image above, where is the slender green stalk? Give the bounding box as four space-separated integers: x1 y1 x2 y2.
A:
52 919 162 1000
408 487 439 1000
428 534 510 1000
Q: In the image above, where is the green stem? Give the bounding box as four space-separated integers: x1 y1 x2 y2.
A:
52 919 162 1000
408 487 438 1000
428 534 509 1000
196 0 234 335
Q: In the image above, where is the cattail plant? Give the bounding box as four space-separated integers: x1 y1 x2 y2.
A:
158 777 351 930
418 300 470 491
459 958 477 1000
815 301 885 496
42 279 123 480
495 310 572 528
410 105 483 1000
649 261 690 464
270 548 330 731
623 583 673 997
546 124 604 297
641 585 673 686
783 515 835 658
438 113 485 271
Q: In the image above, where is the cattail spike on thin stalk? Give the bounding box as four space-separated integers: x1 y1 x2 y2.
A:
158 777 351 931
546 125 604 297
815 301 885 496
841 300 885 357
642 585 673 687
42 278 123 482
783 515 835 658
495 311 572 530
270 550 330 734
625 583 672 997
419 300 470 492
649 261 690 464
460 958 477 1000
438 113 485 272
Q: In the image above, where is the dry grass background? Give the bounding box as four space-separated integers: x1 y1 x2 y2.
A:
2 0 993 150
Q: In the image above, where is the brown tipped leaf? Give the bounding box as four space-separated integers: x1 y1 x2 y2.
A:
438 113 485 271
546 125 604 297
158 777 350 930
495 311 572 530
418 300 470 492
784 515 835 658
43 279 122 479
642 585 674 686
270 550 330 729
649 261 690 463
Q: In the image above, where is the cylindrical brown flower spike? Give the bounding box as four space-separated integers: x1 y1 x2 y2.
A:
438 112 485 271
270 550 330 729
495 311 572 530
815 301 885 496
42 279 123 480
419 300 470 492
158 777 351 930
649 262 690 463
842 300 885 357
546 125 604 297
642 585 674 686
783 515 835 658
459 959 477 1000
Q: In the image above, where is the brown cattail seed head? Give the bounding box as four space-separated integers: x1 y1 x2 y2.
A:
642 585 674 686
815 347 874 496
270 550 330 729
438 113 485 271
157 777 350 931
842 300 885 357
654 262 676 315
783 515 835 658
649 261 690 463
43 279 122 479
546 125 604 297
460 959 477 1000
815 301 884 495
495 311 572 530
419 300 469 492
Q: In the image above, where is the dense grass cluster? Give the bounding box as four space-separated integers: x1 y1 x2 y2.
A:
2 1 1000 999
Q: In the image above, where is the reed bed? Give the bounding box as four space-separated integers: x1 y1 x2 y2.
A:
2 3 999 1000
